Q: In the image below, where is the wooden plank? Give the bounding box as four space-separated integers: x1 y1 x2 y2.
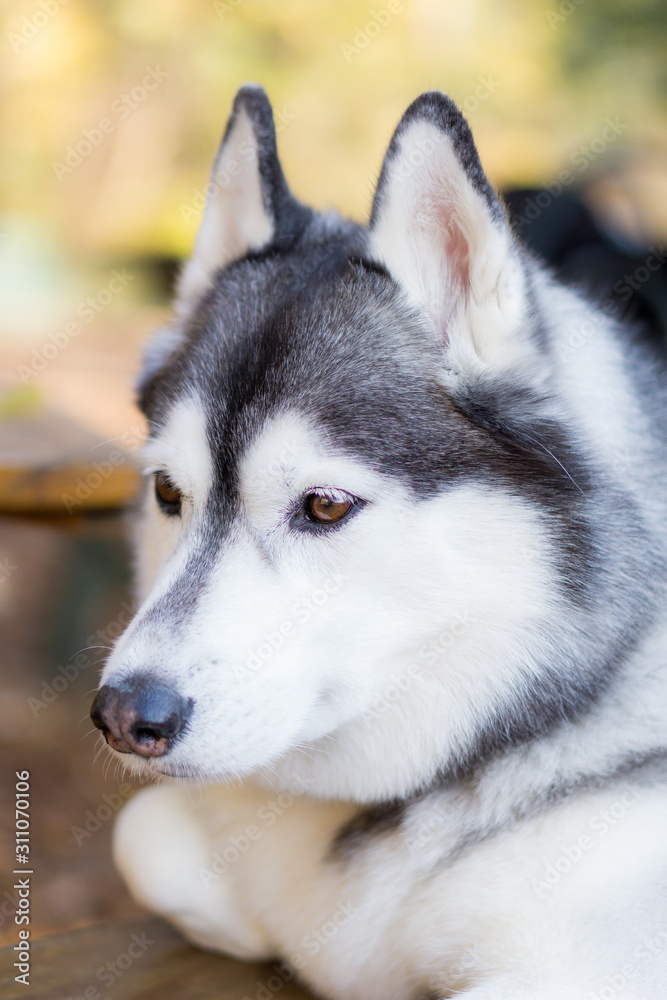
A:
0 919 314 999
0 406 141 515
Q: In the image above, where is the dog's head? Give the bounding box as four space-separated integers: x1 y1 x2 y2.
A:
92 86 647 800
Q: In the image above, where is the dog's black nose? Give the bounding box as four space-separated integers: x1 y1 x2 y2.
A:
90 674 193 758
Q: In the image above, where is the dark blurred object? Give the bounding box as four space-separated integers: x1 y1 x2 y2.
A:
136 256 182 301
503 187 667 355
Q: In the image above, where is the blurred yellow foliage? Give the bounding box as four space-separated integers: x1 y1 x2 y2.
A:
1 0 666 256
1 0 665 447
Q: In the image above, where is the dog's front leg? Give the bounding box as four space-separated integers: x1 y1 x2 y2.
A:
112 779 434 999
112 779 359 965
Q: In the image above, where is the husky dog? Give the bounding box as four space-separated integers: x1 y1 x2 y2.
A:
91 86 667 999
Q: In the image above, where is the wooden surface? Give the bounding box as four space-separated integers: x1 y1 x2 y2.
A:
0 918 314 999
0 404 141 515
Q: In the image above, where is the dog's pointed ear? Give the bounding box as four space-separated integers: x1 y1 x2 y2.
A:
369 92 528 370
176 84 308 314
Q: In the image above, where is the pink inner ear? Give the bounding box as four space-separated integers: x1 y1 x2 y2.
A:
437 199 470 295
419 196 471 338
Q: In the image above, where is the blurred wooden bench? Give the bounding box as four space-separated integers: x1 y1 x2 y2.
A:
0 918 313 999
0 389 141 517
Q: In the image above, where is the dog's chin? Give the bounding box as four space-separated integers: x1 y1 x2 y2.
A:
134 757 217 781
103 744 258 785
99 745 195 781
152 766 194 779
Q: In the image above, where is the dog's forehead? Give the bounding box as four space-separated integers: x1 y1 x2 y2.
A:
145 247 461 489
196 248 438 390
145 237 572 507
238 409 391 501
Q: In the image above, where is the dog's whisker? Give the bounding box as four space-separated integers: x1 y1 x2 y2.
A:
71 644 113 657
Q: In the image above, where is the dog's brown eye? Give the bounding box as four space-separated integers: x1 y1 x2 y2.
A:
155 473 182 515
305 493 354 524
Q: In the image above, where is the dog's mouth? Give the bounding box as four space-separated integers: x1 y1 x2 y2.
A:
153 766 188 778
100 744 195 780
150 758 204 779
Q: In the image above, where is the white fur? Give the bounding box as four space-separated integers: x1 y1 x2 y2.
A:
102 94 667 999
103 409 566 796
177 99 274 313
107 397 667 996
132 396 212 604
369 119 533 378
114 776 667 999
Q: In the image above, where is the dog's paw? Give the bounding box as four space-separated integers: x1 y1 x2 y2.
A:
113 783 273 961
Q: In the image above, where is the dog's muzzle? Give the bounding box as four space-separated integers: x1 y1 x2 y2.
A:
90 674 193 758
